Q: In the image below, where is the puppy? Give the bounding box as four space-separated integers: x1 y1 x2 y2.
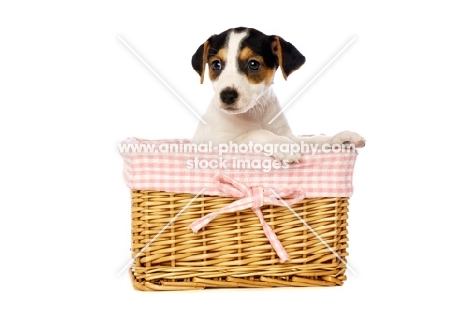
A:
191 27 365 161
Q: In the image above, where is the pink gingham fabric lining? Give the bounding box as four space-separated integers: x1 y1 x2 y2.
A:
120 137 358 198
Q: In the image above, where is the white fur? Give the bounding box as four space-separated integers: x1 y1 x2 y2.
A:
212 30 269 114
192 29 365 162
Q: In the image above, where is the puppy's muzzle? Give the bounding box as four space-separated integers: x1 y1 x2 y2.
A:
220 87 238 105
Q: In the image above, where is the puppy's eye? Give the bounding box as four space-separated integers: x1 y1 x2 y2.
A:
212 60 222 71
248 60 260 70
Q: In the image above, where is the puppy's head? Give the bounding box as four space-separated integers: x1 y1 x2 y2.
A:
192 27 305 114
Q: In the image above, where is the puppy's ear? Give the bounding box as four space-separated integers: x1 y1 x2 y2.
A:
271 36 306 80
191 40 209 84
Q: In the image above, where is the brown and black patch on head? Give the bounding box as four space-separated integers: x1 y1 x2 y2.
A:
238 28 306 81
239 29 279 70
192 28 244 83
238 46 276 85
192 27 306 83
235 29 280 85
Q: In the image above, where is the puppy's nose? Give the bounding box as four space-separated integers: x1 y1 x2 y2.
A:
220 88 238 105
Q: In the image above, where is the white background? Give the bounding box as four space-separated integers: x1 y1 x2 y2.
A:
1 1 467 310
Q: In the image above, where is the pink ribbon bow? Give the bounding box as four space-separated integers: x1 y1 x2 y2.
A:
189 174 305 263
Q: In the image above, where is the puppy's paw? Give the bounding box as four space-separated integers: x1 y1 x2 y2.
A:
268 137 302 163
272 150 302 163
331 131 366 148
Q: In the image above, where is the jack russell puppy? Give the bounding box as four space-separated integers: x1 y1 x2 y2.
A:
191 27 365 162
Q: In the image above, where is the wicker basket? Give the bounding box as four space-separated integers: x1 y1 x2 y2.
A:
121 138 357 290
130 190 349 290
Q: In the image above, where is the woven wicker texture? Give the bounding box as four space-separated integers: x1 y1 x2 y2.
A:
130 190 349 290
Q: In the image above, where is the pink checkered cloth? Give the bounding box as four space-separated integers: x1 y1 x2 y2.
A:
120 137 358 262
120 137 358 197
